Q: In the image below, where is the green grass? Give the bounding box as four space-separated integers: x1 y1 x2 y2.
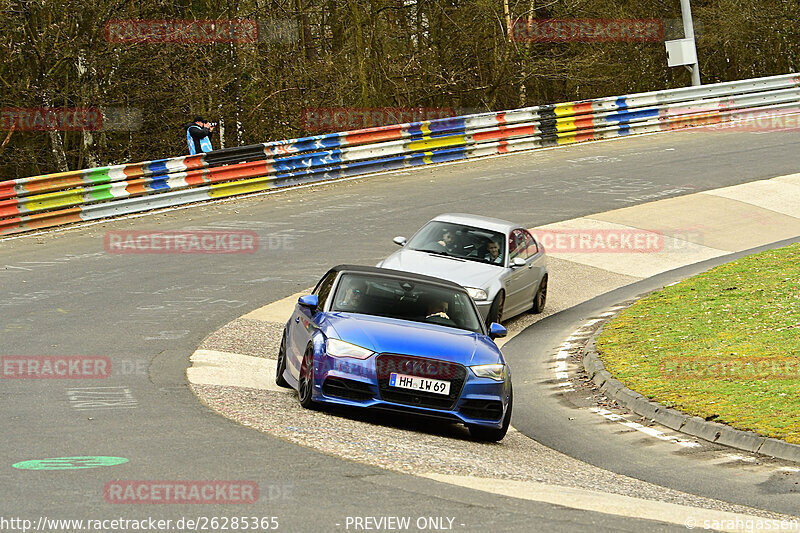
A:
596 242 800 444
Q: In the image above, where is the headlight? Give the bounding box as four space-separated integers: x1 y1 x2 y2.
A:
326 338 374 359
465 287 488 301
470 364 506 381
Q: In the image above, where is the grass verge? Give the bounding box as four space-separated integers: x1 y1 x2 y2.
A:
596 242 800 444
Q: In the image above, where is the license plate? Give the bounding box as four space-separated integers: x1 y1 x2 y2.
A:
389 373 450 395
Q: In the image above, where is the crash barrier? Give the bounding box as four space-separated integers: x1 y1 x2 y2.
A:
2 72 800 236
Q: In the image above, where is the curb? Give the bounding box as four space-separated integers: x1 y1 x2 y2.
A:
582 321 800 464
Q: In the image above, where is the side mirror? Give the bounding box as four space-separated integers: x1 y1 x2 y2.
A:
511 257 526 267
393 236 407 246
489 323 507 339
298 294 319 311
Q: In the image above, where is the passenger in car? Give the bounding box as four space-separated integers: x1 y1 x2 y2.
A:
485 240 503 264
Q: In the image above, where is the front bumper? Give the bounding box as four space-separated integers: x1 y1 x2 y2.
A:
311 351 510 428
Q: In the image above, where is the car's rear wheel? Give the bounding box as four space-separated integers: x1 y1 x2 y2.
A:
297 345 316 408
531 275 548 314
468 386 512 442
486 291 505 326
275 332 290 388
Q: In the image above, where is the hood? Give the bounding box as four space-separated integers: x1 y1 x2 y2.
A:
378 249 500 289
325 313 500 366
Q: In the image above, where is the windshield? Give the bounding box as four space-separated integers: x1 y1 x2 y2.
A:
330 273 485 334
406 221 506 265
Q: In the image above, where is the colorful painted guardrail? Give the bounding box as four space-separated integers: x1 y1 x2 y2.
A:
2 72 799 235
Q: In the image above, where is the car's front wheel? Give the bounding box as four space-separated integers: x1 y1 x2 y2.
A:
297 345 316 409
486 290 505 326
275 332 290 388
531 275 547 314
468 386 512 442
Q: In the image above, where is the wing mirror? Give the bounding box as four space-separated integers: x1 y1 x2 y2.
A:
393 236 407 246
511 257 526 267
297 294 319 311
489 323 507 339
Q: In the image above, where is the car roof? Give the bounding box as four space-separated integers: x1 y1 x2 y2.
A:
329 264 467 292
430 213 520 234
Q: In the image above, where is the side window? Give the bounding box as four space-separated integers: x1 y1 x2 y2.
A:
508 230 528 261
524 230 539 256
313 272 337 309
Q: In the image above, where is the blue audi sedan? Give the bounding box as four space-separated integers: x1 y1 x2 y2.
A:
276 265 513 441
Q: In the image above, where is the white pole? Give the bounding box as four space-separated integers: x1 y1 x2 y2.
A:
680 0 701 85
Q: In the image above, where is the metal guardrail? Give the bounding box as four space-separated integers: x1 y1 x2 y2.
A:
2 72 799 236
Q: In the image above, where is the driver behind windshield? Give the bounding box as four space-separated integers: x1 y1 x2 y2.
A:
426 299 450 320
433 228 459 253
336 282 365 312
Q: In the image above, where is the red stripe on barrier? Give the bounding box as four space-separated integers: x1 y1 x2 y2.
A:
207 161 271 183
184 168 209 187
344 128 404 145
498 141 509 154
0 215 23 235
19 172 86 195
125 180 148 196
473 124 536 142
574 131 595 142
0 198 21 218
573 102 594 115
0 180 16 201
123 162 147 179
25 208 83 230
574 116 596 130
496 112 507 125
182 155 206 171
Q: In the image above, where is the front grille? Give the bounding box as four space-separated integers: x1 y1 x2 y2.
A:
322 377 374 401
375 354 467 411
459 399 503 421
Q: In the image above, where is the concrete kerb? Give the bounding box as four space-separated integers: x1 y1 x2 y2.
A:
580 303 800 464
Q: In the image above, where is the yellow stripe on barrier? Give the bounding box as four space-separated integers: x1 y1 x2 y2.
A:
209 176 276 199
23 189 85 213
420 122 432 137
554 104 575 117
423 151 433 164
555 119 577 133
406 134 465 152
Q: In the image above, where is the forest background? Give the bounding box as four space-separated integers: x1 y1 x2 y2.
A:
1 0 798 179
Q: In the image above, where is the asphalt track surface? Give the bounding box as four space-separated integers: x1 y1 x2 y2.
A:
1 126 799 531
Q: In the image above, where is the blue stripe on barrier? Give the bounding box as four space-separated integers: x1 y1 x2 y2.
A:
605 108 660 123
272 149 345 172
615 97 628 110
429 118 466 133
147 160 170 175
148 175 170 190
